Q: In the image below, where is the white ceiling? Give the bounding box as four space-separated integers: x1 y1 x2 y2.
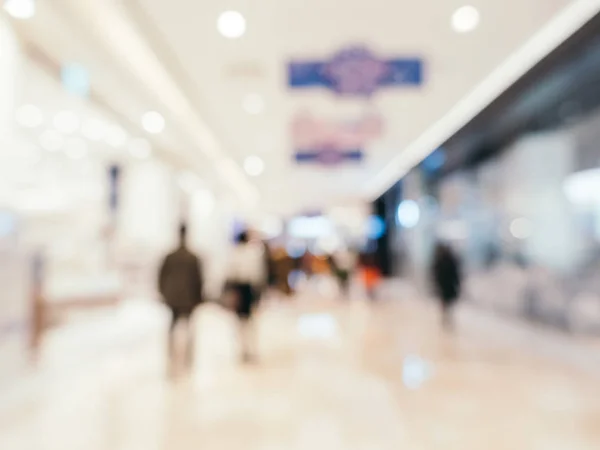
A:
8 0 600 216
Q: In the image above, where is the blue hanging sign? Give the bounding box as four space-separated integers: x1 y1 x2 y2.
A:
294 148 364 166
288 47 423 97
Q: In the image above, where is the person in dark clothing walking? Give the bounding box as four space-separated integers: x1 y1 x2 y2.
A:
431 242 462 330
228 231 266 363
158 224 204 373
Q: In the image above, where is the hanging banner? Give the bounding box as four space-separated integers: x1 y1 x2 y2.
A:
288 46 423 97
292 112 382 166
294 147 363 165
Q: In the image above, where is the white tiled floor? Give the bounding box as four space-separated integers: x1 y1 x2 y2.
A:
1 294 599 449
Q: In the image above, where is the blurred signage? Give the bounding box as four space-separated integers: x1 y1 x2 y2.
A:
292 112 383 149
294 148 363 165
292 112 381 166
288 46 423 97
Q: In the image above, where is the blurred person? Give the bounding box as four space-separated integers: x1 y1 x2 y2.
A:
158 224 204 375
272 247 294 295
261 240 276 299
331 249 356 297
431 242 462 331
229 231 267 362
360 253 381 300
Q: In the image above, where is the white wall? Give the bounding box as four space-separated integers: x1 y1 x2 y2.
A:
117 160 180 257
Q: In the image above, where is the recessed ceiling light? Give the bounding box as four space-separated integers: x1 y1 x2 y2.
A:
129 138 152 159
81 118 107 141
65 137 88 160
53 110 80 134
4 0 36 20
243 93 265 115
244 155 264 177
16 104 43 128
452 5 480 33
105 124 128 148
142 111 165 134
39 130 64 152
217 11 246 39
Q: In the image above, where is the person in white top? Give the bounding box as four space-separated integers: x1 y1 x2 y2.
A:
228 231 267 362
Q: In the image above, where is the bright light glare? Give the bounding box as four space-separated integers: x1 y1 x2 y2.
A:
510 218 533 240
397 200 420 228
39 130 64 152
16 104 43 128
81 118 107 141
217 11 246 39
288 216 334 239
452 5 480 33
65 138 88 160
563 168 600 207
286 241 307 258
244 155 264 176
54 111 80 134
129 138 152 159
105 125 128 148
243 93 264 115
402 355 433 390
142 111 165 134
4 0 36 19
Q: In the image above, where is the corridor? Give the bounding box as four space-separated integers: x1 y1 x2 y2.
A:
1 291 599 450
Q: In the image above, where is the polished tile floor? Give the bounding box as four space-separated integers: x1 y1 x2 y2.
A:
1 293 599 449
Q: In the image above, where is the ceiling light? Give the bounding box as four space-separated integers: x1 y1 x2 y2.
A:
4 0 36 19
217 11 246 39
16 104 43 128
81 118 107 141
105 124 128 148
141 111 165 134
243 93 264 115
65 137 88 160
129 138 152 159
53 110 80 134
244 155 264 176
39 130 64 152
452 5 480 33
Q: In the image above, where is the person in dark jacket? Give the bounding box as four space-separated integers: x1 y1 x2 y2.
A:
158 224 203 372
431 242 462 330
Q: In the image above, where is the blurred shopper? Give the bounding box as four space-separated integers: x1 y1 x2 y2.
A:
431 242 462 330
272 247 294 296
158 224 204 374
360 253 381 300
331 249 356 297
229 231 267 362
